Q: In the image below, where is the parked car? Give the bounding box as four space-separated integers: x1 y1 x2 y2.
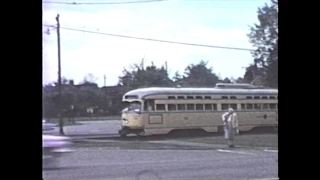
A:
42 134 73 169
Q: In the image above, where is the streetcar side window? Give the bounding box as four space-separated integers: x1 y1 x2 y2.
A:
262 104 269 109
187 96 194 99
168 96 175 99
204 96 211 99
254 104 261 110
196 104 204 110
212 104 217 110
269 103 276 109
168 104 176 111
186 104 195 111
230 104 237 110
177 104 186 111
222 96 229 99
144 102 148 111
221 104 229 110
144 100 154 111
247 104 253 110
156 104 166 111
204 104 212 111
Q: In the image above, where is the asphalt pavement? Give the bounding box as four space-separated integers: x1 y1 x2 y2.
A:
43 147 278 180
43 120 278 180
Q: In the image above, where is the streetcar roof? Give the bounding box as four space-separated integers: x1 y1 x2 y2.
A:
123 87 278 99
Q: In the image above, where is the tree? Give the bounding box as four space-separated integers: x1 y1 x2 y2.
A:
181 60 220 87
43 78 78 118
247 0 278 88
235 77 244 83
222 78 232 83
172 71 184 86
172 71 182 81
53 77 70 86
118 59 173 90
82 73 98 84
43 84 59 118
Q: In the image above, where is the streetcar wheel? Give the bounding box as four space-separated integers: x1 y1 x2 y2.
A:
136 131 145 137
119 130 127 137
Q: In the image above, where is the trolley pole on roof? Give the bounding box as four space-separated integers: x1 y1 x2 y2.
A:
56 14 64 135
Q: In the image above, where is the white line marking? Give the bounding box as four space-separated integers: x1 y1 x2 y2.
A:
264 149 278 153
148 140 225 148
89 130 101 132
77 147 120 151
217 149 256 155
75 139 116 143
92 178 279 180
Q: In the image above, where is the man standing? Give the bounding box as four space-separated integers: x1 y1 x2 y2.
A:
222 108 239 148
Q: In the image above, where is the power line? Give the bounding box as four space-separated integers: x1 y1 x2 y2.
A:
43 0 167 5
42 24 255 51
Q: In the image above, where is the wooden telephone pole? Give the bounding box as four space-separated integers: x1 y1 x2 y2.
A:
56 14 64 135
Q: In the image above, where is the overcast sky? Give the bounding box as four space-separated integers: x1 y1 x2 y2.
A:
43 0 268 87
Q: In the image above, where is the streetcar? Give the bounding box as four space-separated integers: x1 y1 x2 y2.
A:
118 83 278 137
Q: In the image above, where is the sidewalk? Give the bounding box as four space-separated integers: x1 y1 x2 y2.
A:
45 120 120 137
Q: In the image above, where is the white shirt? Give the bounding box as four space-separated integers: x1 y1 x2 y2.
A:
222 112 238 128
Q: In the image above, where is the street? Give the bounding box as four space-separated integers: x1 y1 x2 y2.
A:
43 120 278 180
43 146 278 180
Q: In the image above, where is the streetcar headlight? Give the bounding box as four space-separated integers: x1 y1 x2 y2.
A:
124 120 128 124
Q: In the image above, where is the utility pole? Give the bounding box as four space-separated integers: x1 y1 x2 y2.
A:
56 14 64 135
104 75 106 87
165 61 168 71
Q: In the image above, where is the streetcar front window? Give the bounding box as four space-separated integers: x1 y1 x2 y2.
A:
125 101 142 112
121 107 128 113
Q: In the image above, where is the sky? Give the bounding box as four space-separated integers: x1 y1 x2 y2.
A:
43 0 269 87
